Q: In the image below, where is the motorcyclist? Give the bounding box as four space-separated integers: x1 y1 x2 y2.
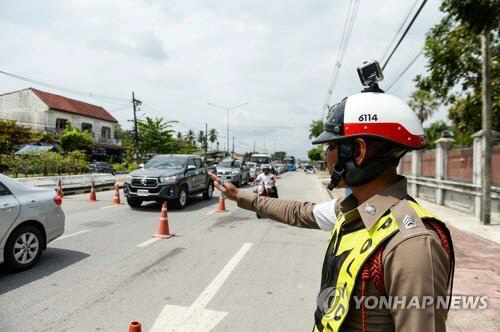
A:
255 164 278 198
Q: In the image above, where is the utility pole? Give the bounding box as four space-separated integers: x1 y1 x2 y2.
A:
131 92 142 159
205 123 208 156
253 141 256 153
480 30 492 225
232 136 234 158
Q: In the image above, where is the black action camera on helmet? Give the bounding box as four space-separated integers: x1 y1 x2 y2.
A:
357 60 384 93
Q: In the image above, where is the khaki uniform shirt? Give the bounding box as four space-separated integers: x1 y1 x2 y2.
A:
237 177 451 332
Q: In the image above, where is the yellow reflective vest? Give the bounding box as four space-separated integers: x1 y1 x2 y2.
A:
313 200 449 332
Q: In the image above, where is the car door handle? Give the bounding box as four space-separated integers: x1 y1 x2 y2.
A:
0 204 14 210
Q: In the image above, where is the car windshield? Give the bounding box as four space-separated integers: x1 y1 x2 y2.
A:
145 156 186 169
218 160 240 168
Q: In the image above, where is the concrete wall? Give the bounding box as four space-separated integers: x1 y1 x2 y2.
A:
398 132 500 224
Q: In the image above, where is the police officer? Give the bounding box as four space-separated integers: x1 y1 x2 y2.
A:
208 91 454 332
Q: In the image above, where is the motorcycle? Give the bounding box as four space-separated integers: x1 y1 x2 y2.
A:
253 181 277 218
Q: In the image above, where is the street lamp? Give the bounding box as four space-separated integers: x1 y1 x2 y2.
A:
207 102 248 158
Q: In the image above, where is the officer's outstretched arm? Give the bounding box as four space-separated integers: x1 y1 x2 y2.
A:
208 172 321 229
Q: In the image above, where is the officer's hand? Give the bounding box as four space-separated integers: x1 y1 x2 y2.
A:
208 172 239 201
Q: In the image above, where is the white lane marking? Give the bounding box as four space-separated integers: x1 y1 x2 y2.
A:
52 230 90 242
136 237 161 248
100 204 122 209
206 210 216 216
150 242 253 332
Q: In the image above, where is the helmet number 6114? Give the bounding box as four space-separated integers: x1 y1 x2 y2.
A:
358 114 378 122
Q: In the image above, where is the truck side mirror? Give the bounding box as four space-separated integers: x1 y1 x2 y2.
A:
187 165 196 171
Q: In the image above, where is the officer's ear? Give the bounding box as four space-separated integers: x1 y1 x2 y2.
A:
353 138 368 166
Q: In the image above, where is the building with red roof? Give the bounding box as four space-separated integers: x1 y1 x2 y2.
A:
0 87 122 159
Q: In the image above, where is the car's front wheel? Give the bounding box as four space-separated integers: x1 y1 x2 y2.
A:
127 197 143 208
5 225 43 272
176 185 188 209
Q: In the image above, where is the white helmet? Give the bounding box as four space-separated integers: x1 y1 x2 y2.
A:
313 92 424 189
312 92 425 149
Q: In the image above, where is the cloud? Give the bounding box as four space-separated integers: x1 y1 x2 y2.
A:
0 0 446 159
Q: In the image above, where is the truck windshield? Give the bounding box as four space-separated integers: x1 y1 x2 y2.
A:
250 157 271 165
145 156 186 169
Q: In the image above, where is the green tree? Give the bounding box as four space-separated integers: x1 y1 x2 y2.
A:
197 130 207 150
0 120 32 154
137 117 176 155
423 120 453 148
185 130 195 146
408 89 439 123
272 151 287 161
415 1 499 145
208 128 218 149
307 145 323 162
309 119 324 139
59 123 93 152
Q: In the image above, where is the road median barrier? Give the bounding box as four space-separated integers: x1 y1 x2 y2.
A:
14 174 121 196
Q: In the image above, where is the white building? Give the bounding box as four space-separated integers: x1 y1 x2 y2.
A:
0 87 122 158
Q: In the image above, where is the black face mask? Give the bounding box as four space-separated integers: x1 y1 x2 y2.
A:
327 140 406 190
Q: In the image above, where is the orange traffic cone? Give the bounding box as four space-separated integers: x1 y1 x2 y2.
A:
216 193 227 212
56 179 64 198
153 201 174 239
112 183 121 205
89 180 97 201
128 321 142 332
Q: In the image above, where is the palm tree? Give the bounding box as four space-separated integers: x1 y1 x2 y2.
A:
177 132 183 140
185 130 195 146
208 128 218 150
408 89 439 123
197 130 207 150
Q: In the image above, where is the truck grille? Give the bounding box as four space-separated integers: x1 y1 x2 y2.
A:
131 177 158 187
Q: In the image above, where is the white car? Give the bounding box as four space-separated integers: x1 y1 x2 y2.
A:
0 174 65 271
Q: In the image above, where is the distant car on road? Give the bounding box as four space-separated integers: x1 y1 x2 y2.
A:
89 162 116 176
304 165 314 174
0 174 65 271
124 154 215 209
216 159 250 187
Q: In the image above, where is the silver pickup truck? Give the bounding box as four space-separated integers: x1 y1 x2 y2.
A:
216 159 250 187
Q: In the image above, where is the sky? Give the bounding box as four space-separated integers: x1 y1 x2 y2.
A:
0 0 448 159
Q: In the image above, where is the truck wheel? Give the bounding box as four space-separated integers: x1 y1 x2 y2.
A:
127 197 143 208
203 181 214 200
5 225 43 272
176 186 188 209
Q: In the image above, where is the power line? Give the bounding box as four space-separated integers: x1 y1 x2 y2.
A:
0 68 130 106
381 0 428 71
323 0 360 113
385 49 423 92
379 0 421 64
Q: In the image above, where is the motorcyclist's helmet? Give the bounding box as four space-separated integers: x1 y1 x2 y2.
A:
313 92 424 189
262 164 270 170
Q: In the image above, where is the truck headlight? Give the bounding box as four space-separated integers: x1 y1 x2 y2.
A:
159 176 177 184
125 175 132 183
232 170 239 175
